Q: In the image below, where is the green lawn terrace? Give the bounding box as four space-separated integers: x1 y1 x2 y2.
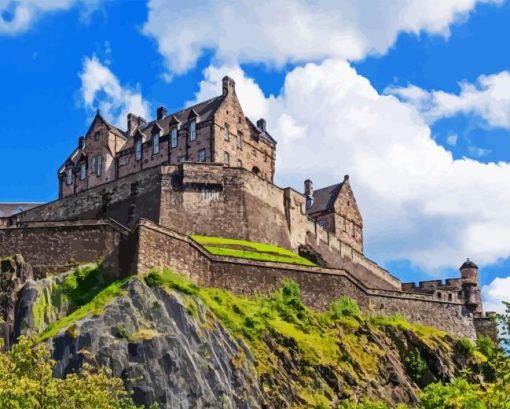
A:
191 236 317 267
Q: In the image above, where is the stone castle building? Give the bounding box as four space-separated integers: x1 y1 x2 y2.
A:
0 77 495 341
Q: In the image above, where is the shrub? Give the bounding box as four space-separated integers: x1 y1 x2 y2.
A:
458 337 475 357
330 297 361 319
405 350 427 383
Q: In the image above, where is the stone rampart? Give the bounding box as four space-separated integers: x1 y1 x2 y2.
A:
0 219 128 277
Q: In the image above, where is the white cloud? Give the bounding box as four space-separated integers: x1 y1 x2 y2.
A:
190 60 510 271
482 276 510 314
0 0 99 34
79 55 150 129
447 133 458 145
387 71 510 129
142 0 501 76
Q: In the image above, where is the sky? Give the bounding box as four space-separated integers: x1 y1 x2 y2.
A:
1 0 510 312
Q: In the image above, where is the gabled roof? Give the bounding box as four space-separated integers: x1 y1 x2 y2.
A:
306 183 344 215
119 95 224 151
85 111 126 140
0 203 43 218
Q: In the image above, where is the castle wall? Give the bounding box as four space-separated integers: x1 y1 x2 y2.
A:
16 167 164 229
132 220 478 339
0 220 127 278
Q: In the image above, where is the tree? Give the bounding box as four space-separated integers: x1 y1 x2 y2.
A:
0 337 152 409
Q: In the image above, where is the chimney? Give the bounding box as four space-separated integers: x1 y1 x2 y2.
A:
157 106 167 120
222 76 236 96
304 179 314 210
78 136 84 149
257 118 267 131
127 113 147 137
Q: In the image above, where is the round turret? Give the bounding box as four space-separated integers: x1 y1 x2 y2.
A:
460 258 478 282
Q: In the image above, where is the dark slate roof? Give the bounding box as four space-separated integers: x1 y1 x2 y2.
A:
120 96 225 151
306 183 343 214
0 203 42 218
460 258 478 270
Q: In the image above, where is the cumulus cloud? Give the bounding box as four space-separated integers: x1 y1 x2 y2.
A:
0 0 100 34
79 55 150 129
387 71 510 129
142 0 501 75
482 276 510 314
190 60 510 271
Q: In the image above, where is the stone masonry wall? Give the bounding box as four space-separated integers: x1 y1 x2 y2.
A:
0 220 128 277
133 220 478 339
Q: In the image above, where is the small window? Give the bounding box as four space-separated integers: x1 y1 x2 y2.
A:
66 169 72 185
344 218 347 232
319 220 326 228
152 134 160 155
448 293 453 301
94 131 100 141
224 151 230 166
135 140 142 161
170 128 178 148
96 155 103 177
91 157 97 174
352 222 355 237
224 126 229 141
178 155 186 164
237 132 243 149
79 162 86 180
189 120 197 141
198 149 206 162
237 159 242 167
130 182 139 196
436 292 442 299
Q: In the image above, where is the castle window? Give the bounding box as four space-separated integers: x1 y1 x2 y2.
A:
224 151 230 166
436 292 442 299
198 149 206 162
344 218 347 232
224 126 229 141
237 132 243 149
448 293 453 301
189 120 197 141
94 131 100 141
319 220 326 228
135 140 142 161
96 155 103 177
79 162 86 180
352 222 355 237
91 157 96 174
152 134 160 155
178 155 186 164
170 128 177 148
65 169 72 185
237 159 242 167
130 182 139 196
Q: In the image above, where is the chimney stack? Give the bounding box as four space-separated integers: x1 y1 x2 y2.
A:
304 179 314 210
157 106 167 120
127 113 147 137
222 76 236 96
257 118 267 131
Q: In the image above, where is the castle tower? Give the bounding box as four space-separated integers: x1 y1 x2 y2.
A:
460 258 483 317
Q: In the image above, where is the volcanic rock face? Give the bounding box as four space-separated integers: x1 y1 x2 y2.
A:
18 277 263 409
0 255 33 346
7 260 486 408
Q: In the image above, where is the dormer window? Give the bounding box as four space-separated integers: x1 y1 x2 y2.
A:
135 140 142 161
189 120 197 141
170 128 178 148
224 126 229 141
65 169 72 185
152 133 160 155
79 163 86 180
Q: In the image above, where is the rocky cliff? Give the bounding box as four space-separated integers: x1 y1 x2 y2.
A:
1 256 488 408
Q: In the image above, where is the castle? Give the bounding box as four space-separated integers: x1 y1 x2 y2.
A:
0 76 495 340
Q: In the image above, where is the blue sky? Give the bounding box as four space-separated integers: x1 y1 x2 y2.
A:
1 0 510 311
